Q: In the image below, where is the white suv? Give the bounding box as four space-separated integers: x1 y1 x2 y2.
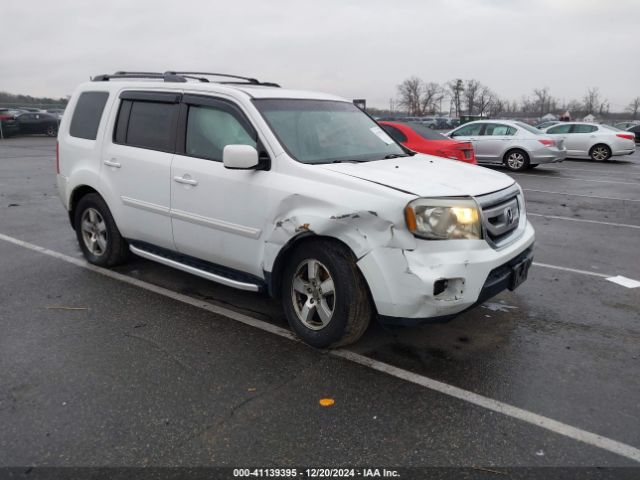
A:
56 71 535 348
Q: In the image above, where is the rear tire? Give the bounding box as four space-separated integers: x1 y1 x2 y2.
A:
282 240 372 348
74 193 129 267
504 149 530 171
589 144 611 161
45 125 57 137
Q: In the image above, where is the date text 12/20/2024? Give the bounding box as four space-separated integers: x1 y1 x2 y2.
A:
233 468 400 478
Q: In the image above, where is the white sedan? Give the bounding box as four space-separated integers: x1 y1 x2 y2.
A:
541 123 636 161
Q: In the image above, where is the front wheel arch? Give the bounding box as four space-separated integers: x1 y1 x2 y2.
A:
268 233 353 298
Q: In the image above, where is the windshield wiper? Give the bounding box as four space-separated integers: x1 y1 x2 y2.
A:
383 153 411 159
330 159 368 163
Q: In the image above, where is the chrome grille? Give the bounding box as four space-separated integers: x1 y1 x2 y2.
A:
475 184 525 248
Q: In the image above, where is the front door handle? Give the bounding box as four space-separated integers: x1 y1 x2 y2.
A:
173 175 198 186
104 159 121 168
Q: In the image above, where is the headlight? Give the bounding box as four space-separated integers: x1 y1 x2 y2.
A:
405 197 482 240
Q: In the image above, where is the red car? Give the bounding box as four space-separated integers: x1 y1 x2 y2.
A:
379 121 476 164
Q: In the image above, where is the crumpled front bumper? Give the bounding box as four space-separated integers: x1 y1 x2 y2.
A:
356 221 535 325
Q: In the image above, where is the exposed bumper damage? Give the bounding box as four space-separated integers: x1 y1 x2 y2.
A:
263 195 535 325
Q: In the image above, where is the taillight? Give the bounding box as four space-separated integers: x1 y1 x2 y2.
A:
616 133 635 141
56 141 60 174
539 139 556 147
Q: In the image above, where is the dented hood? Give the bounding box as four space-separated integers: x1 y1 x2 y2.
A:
318 154 515 197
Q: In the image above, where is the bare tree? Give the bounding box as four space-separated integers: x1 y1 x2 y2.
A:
447 79 464 117
566 99 582 116
477 86 495 116
488 96 506 117
583 87 600 115
533 87 553 116
421 82 443 115
626 97 640 119
397 77 423 116
520 95 534 114
464 79 481 115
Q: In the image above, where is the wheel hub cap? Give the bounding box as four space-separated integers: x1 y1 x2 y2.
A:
80 208 108 256
291 259 336 330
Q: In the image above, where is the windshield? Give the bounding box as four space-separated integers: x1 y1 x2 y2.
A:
254 99 407 164
515 121 543 135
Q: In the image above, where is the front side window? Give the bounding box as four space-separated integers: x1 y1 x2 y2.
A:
70 92 109 140
186 105 256 161
124 101 178 152
548 124 572 134
254 99 406 164
452 123 483 137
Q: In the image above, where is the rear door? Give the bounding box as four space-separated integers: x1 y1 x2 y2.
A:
475 123 516 163
18 114 35 133
568 124 599 155
546 123 573 153
100 91 180 250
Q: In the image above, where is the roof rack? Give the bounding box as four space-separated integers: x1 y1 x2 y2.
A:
91 71 280 87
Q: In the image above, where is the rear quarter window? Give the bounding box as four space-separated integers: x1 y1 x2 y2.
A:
69 92 109 140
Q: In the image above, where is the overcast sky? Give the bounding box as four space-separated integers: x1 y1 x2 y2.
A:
3 0 639 110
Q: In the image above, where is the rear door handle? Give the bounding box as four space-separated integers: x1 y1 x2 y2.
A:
104 159 121 168
173 175 198 186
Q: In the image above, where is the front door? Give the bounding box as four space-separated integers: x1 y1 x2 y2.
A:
170 95 271 277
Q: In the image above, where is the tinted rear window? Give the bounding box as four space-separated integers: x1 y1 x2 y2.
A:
123 101 178 152
406 123 447 140
69 92 109 140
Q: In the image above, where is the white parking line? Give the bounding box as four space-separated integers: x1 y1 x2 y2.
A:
523 189 640 203
1 231 639 463
544 165 640 176
511 173 639 186
528 213 640 230
532 262 610 279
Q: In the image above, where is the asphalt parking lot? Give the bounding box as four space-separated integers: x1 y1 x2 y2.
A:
1 136 639 472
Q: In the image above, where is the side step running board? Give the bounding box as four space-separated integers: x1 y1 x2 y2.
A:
129 245 261 292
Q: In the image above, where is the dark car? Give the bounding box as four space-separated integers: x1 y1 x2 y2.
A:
0 108 21 137
627 124 640 143
15 112 59 136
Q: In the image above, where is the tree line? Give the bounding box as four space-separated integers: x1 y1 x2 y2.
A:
394 77 640 119
0 91 68 108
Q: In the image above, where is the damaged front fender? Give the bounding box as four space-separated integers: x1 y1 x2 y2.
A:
262 193 416 274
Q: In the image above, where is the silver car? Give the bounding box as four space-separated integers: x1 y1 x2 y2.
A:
447 120 567 171
542 123 636 161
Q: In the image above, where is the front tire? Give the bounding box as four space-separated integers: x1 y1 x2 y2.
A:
45 125 58 137
282 240 372 348
590 144 611 161
74 193 129 267
504 149 530 171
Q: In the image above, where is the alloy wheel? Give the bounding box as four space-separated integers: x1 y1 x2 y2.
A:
507 152 525 170
592 146 609 161
80 208 108 256
291 258 336 330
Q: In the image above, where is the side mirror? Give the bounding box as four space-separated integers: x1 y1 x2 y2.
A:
223 145 259 170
